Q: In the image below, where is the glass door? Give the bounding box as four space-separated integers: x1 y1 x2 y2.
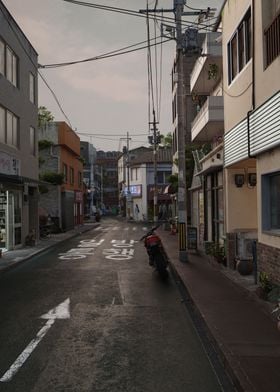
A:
7 191 15 250
0 191 7 250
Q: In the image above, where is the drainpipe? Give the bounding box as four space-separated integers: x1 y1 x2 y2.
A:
248 0 256 158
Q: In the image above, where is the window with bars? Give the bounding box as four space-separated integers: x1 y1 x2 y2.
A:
264 11 280 67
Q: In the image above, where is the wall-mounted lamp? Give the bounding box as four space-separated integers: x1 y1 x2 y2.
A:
235 174 245 188
248 173 257 187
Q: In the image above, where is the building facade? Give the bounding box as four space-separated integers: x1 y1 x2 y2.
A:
189 29 225 255
222 0 280 282
0 1 39 250
96 150 120 214
38 122 84 231
118 147 172 221
80 141 97 216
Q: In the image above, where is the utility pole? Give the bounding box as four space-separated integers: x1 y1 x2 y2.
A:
121 132 132 219
148 110 160 223
175 1 188 262
140 1 215 262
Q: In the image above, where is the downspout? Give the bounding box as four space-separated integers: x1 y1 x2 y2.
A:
248 0 256 158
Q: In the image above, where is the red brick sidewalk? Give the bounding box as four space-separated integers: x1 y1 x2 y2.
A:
158 227 280 392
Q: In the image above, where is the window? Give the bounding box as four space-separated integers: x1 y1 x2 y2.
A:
0 106 5 143
264 11 280 67
270 174 280 229
30 127 35 155
78 171 82 187
29 72 35 103
0 39 18 87
228 8 252 84
63 164 68 182
6 46 18 87
0 106 19 148
70 167 74 185
157 172 164 184
262 172 280 232
0 39 4 75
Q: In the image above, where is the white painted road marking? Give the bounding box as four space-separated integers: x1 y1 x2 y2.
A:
0 299 70 382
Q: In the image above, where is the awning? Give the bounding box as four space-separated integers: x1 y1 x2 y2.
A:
0 173 23 185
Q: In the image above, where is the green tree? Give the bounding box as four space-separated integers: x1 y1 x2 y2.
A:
161 132 172 147
38 106 54 128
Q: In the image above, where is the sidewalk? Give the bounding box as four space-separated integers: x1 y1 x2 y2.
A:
0 221 98 275
158 227 280 392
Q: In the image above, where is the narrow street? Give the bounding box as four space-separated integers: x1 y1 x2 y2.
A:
0 218 234 392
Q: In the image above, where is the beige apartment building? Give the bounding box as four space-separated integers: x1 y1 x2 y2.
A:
222 0 280 282
189 29 224 254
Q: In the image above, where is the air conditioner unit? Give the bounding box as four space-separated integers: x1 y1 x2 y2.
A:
236 231 257 260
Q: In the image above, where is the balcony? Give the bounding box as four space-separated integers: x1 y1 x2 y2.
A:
191 96 224 142
190 32 222 94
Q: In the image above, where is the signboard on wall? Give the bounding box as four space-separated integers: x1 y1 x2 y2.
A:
0 151 20 175
124 185 142 197
187 226 197 250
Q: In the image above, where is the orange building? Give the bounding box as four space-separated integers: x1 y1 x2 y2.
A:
38 122 84 230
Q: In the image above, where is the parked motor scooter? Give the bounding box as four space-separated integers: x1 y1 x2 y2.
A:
140 224 168 278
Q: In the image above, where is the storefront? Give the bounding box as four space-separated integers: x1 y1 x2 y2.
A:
0 189 22 251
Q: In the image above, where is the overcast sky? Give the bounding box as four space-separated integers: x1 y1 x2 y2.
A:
3 0 223 151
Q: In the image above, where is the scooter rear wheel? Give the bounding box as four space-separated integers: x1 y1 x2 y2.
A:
154 253 168 278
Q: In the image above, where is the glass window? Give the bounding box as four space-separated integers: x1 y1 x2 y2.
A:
70 167 74 184
78 171 82 187
12 54 17 86
5 46 18 87
228 8 251 84
6 111 13 145
0 39 4 75
262 172 280 231
0 106 5 143
29 72 35 103
270 174 280 229
30 127 35 155
231 33 238 80
6 47 12 83
12 115 18 147
157 172 164 184
238 23 245 71
63 164 68 182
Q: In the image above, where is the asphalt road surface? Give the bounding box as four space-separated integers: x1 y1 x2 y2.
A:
0 218 234 392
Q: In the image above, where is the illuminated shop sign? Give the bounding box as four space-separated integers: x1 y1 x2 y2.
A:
124 185 142 197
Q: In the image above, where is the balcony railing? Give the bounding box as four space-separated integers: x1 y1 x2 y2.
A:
265 12 280 67
190 32 222 94
191 96 224 142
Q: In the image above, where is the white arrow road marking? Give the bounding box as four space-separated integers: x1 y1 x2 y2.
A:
0 298 70 382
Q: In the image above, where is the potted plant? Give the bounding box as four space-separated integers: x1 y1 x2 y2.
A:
256 272 273 300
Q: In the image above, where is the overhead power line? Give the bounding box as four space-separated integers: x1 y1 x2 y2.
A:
39 36 172 69
61 0 218 31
